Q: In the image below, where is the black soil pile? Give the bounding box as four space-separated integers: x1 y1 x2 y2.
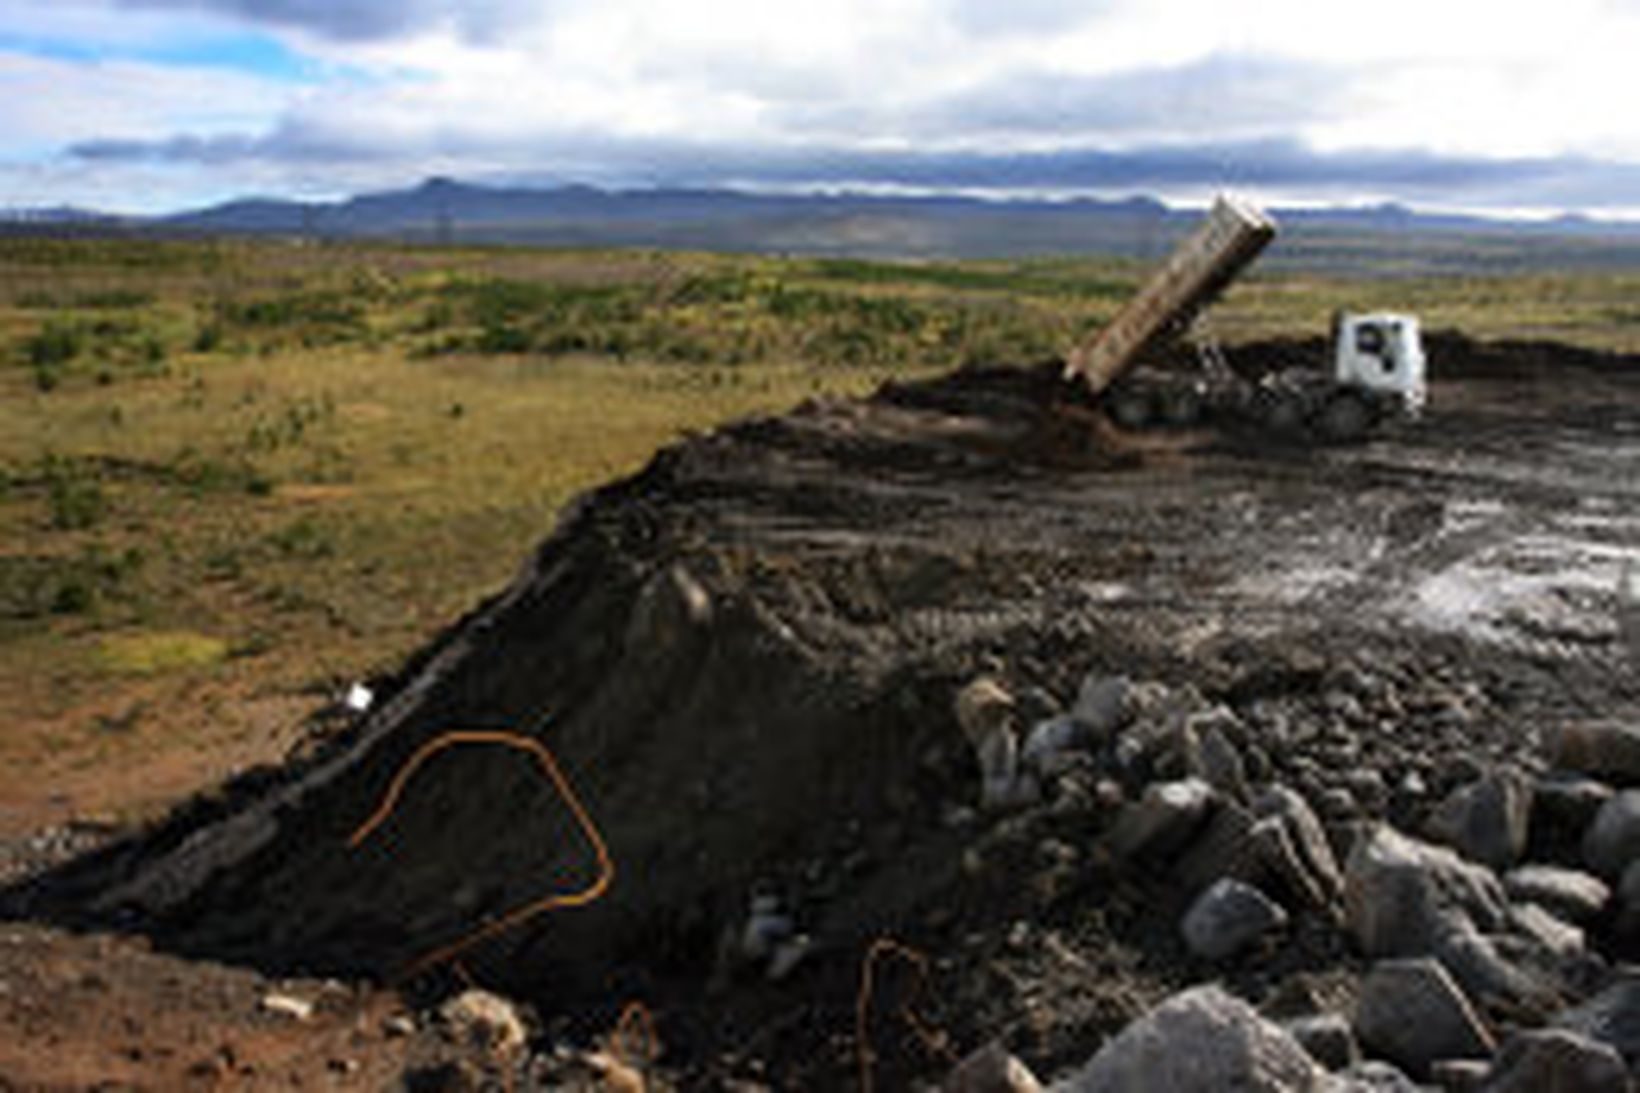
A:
9 337 1640 1087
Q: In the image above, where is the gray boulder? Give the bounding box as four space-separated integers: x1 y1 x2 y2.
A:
1179 877 1289 961
1107 778 1213 862
1483 1028 1629 1093
1504 865 1611 924
1353 958 1496 1078
1344 825 1509 959
1427 770 1532 869
1061 985 1331 1092
1583 790 1640 879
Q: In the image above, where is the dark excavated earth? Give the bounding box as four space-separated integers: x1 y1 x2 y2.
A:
7 333 1640 1088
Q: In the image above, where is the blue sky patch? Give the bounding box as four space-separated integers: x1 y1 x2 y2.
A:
0 29 314 82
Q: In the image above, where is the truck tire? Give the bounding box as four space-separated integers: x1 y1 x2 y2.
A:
1161 386 1204 427
1108 387 1154 430
1317 391 1374 444
1258 389 1306 436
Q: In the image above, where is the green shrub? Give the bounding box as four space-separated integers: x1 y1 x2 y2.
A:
40 455 105 530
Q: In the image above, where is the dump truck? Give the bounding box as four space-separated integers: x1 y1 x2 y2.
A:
1064 195 1426 443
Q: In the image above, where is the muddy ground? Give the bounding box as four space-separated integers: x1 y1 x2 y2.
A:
4 332 1639 1089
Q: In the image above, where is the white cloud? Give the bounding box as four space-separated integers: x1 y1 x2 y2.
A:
4 0 1640 212
0 51 295 159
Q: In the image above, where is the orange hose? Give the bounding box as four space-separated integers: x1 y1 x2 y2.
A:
611 999 660 1067
855 938 956 1093
347 728 615 978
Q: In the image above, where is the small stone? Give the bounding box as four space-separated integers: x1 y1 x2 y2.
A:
1344 769 1389 815
1503 865 1610 924
1106 778 1213 862
1353 958 1495 1078
1551 720 1640 784
1072 674 1131 737
1022 715 1086 777
1485 1028 1629 1093
383 1014 416 1038
260 992 315 1022
1282 1013 1359 1071
440 989 528 1054
941 1041 1043 1093
1182 712 1249 803
1335 1060 1421 1091
1427 770 1532 869
1582 789 1640 878
1179 877 1288 961
1060 985 1328 1092
1428 1058 1491 1090
767 935 812 981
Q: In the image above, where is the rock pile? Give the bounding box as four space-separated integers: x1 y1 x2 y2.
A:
943 668 1640 1090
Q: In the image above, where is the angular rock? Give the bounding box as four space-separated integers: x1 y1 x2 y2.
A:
1171 800 1258 896
1353 959 1496 1078
1345 825 1510 960
1283 1013 1359 1072
1483 1028 1628 1093
941 1041 1043 1093
1503 865 1610 924
1179 877 1288 961
1557 975 1640 1070
1256 785 1345 909
1583 790 1640 879
1552 720 1640 785
1061 985 1330 1092
1107 778 1213 863
1507 903 1585 959
1427 770 1532 869
1072 674 1132 738
1022 715 1086 778
1182 712 1250 803
1535 775 1616 843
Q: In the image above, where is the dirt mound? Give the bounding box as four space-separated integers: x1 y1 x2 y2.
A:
9 337 1640 1087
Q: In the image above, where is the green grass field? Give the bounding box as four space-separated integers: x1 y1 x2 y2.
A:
1 235 1636 826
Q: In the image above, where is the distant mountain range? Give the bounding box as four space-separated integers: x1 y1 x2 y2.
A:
7 177 1640 272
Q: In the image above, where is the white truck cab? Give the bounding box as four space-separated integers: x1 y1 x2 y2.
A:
1334 312 1426 417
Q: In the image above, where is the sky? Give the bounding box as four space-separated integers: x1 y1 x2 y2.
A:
3 0 1640 217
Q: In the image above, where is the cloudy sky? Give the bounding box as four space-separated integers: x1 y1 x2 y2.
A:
4 0 1640 216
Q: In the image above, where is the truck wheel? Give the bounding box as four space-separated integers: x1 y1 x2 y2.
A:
1108 388 1154 430
1161 387 1204 427
1317 391 1373 444
1259 390 1306 436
